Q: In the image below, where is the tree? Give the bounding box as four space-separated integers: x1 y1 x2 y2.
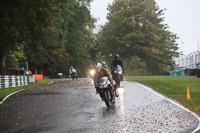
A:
97 0 179 75
0 0 57 74
23 0 96 77
124 56 149 75
0 0 96 77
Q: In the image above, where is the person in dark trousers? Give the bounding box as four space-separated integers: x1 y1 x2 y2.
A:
111 54 125 76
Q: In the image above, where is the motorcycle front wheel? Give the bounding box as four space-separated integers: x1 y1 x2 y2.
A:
110 89 115 104
104 91 111 107
113 74 121 87
116 81 120 87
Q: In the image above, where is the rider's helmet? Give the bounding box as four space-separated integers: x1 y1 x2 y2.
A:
95 63 102 72
115 54 120 60
102 62 108 69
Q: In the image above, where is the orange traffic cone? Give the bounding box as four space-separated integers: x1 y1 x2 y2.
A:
186 86 191 100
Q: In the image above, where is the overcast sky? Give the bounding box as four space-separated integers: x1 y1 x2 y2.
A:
90 0 200 55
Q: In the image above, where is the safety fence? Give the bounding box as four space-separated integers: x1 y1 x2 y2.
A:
174 51 200 69
171 51 200 77
0 75 35 89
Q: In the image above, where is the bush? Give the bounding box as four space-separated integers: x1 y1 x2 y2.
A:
124 56 150 76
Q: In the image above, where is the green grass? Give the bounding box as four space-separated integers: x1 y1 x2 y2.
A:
125 76 200 116
0 80 52 100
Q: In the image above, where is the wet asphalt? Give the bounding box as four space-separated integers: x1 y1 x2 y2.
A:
0 78 199 133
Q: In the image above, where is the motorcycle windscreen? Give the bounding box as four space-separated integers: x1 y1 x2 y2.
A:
98 77 110 87
114 65 123 73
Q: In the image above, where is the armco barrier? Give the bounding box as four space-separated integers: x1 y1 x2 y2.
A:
0 75 35 89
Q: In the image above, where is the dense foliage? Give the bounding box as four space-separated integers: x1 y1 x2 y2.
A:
0 0 96 77
97 0 180 75
0 0 180 76
0 0 56 74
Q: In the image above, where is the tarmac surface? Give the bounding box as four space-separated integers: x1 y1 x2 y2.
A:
0 78 199 132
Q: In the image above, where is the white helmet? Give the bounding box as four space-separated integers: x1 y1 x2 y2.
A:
95 63 102 72
102 62 106 65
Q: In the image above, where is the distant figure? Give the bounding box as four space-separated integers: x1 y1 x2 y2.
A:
28 70 32 75
21 67 26 75
25 71 29 75
69 66 77 75
111 54 124 74
102 62 108 70
69 66 78 80
111 54 125 84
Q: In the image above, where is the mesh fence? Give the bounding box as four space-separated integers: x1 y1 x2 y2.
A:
174 51 200 69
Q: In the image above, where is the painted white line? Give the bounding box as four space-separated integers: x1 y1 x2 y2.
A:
0 81 54 105
135 82 200 133
0 89 24 105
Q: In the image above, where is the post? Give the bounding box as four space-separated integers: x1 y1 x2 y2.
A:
25 61 28 71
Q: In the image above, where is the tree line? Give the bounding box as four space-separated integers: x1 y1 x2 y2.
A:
0 0 96 77
0 0 180 76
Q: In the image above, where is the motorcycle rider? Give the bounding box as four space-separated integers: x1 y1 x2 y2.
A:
102 61 108 69
111 54 125 81
94 63 118 99
69 66 77 77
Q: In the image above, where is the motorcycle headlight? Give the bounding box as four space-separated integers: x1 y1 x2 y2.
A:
117 87 125 94
119 71 122 74
90 69 95 75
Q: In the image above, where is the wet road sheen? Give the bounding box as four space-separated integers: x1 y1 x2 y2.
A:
0 78 199 132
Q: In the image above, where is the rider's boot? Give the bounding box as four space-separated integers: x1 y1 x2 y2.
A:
115 92 119 97
115 90 119 97
96 88 99 94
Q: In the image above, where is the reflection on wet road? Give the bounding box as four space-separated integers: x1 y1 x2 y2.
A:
0 78 199 132
118 87 126 132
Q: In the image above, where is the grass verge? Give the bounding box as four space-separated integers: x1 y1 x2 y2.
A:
0 80 52 100
125 76 200 116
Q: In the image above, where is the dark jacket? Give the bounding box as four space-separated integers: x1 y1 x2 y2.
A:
111 60 124 74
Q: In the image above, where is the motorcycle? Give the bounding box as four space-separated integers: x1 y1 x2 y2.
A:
113 65 123 87
71 72 78 80
96 77 116 107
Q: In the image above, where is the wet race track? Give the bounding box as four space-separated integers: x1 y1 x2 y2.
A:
0 78 199 132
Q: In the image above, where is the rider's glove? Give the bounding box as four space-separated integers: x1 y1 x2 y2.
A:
110 80 114 86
